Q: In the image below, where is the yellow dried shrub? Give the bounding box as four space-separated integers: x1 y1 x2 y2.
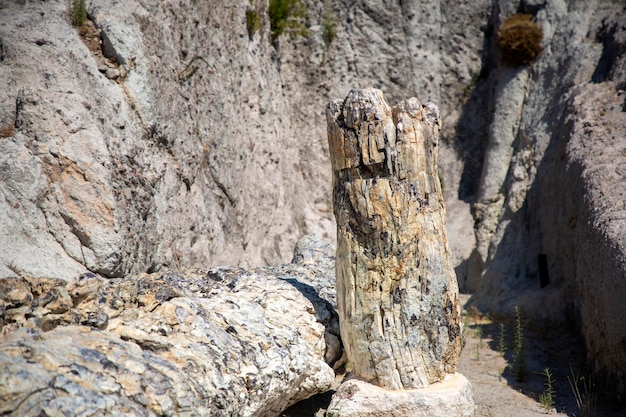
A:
0 124 15 138
497 14 543 66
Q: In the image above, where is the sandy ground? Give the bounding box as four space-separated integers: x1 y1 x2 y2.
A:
459 295 582 417
283 294 625 416
457 294 626 417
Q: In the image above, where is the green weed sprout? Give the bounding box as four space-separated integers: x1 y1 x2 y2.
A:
269 0 308 41
512 306 527 381
322 1 337 48
72 0 87 27
540 367 555 412
498 322 506 356
246 1 261 39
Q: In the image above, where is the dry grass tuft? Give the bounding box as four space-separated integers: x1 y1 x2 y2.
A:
497 14 543 67
0 123 15 138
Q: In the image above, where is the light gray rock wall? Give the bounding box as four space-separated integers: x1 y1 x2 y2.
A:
463 0 626 395
0 0 489 279
0 0 312 279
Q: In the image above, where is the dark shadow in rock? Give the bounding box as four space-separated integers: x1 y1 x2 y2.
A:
278 277 342 416
455 258 470 294
591 17 626 84
452 5 498 203
279 277 334 313
280 390 335 417
279 277 343 366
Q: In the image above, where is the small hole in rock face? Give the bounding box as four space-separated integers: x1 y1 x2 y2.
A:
538 253 550 288
280 390 335 417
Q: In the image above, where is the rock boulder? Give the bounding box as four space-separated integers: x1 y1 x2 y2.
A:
0 236 340 417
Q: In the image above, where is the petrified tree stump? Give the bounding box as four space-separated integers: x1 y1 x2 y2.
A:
327 89 462 390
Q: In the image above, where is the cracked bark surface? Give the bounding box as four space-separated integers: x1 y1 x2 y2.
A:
327 89 462 390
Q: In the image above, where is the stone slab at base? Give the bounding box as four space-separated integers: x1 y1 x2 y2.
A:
327 373 475 417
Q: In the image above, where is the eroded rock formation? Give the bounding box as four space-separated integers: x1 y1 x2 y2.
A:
1 0 625 402
0 0 321 280
460 1 626 397
0 0 487 281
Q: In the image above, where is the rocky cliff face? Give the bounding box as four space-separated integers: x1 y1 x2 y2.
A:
0 0 488 279
0 0 317 279
1 0 625 403
461 1 626 397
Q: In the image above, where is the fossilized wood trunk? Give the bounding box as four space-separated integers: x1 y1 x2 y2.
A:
327 89 462 390
0 236 339 417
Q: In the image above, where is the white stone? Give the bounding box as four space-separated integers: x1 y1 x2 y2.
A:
327 373 475 417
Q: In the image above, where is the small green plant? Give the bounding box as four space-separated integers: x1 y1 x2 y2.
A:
497 13 543 66
71 0 87 27
322 1 337 48
498 322 506 356
246 0 261 39
539 367 555 412
512 306 527 381
269 0 309 41
473 326 483 360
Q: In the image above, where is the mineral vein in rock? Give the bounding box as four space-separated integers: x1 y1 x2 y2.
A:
327 88 462 390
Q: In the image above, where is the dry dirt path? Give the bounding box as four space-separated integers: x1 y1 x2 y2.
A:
283 295 625 416
458 295 624 417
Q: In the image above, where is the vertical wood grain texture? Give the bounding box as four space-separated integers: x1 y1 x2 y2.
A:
327 89 462 389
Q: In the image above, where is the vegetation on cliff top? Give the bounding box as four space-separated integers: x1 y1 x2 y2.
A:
269 0 308 41
71 0 87 27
